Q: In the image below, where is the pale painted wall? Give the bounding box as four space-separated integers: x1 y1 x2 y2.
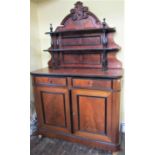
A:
30 0 124 123
30 0 42 119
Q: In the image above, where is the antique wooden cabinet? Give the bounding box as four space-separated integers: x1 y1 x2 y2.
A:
31 1 123 152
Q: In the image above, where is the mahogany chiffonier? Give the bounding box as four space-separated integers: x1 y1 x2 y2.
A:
31 1 123 152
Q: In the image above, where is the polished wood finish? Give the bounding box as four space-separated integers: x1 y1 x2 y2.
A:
72 78 112 89
45 1 121 70
31 1 123 152
31 68 123 78
34 86 71 133
72 89 112 142
34 77 66 86
32 74 122 151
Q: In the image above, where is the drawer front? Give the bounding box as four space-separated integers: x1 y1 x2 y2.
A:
72 78 112 89
34 77 67 86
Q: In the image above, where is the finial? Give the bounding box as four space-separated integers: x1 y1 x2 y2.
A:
74 1 83 6
103 18 107 27
50 24 53 32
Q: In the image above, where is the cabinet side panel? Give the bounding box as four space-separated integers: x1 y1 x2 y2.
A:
111 92 120 143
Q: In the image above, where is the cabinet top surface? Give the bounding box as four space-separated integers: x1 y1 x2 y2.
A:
31 67 123 79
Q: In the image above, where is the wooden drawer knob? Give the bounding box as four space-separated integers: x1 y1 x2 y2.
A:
88 81 92 86
49 79 53 83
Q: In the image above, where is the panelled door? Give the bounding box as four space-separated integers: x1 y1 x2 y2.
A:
35 86 71 133
72 89 113 142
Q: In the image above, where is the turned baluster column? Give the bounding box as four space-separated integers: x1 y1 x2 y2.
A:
49 24 55 69
102 18 108 71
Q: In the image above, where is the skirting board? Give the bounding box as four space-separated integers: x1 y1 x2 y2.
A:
112 152 120 155
121 122 125 133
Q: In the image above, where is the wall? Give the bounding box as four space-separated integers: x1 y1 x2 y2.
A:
30 0 124 123
30 0 42 119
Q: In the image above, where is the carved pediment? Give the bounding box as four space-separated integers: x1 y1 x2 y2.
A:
70 1 89 21
59 1 102 30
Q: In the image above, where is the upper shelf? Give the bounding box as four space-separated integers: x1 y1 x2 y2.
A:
43 47 120 52
45 27 116 35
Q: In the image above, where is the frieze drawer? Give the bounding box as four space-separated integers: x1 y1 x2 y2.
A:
72 78 112 89
34 77 67 86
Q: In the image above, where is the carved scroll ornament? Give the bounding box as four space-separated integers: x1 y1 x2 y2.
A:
70 1 89 21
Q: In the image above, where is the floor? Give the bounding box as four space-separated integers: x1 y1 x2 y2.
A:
30 134 125 155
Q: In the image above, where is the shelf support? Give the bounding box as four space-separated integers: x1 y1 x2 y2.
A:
102 18 108 71
47 24 56 69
